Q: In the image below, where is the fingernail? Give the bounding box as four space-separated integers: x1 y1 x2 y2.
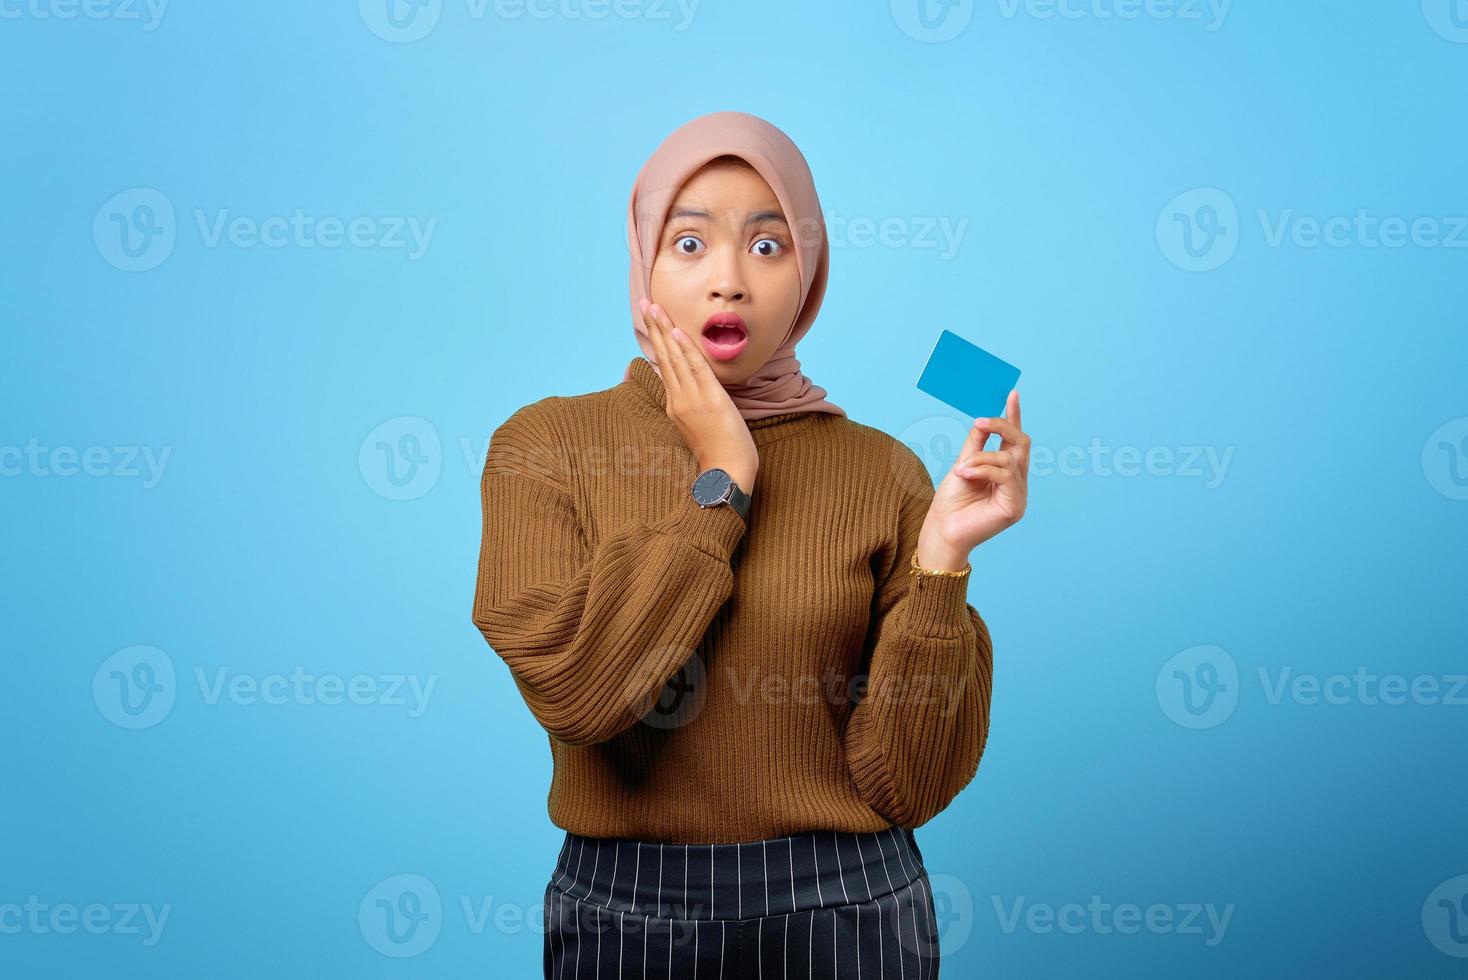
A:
974 418 988 427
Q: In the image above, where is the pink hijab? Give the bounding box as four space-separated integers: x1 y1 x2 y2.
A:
622 111 846 421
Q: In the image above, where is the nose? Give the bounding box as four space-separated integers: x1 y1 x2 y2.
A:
708 245 748 303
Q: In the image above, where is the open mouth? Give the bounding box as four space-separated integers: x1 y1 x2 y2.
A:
701 313 749 362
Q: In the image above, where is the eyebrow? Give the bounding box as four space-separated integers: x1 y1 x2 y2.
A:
667 207 789 228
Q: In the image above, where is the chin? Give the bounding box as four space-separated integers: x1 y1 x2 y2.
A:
708 362 742 384
717 345 768 379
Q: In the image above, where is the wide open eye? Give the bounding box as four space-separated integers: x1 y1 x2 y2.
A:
751 237 783 257
672 235 705 255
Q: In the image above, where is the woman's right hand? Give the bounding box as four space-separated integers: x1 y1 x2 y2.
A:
640 298 759 494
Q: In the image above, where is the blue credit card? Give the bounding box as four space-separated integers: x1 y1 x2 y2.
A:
916 329 1022 422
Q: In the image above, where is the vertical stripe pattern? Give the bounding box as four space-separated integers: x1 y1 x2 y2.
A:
545 826 940 978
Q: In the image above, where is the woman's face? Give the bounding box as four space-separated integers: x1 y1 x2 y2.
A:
648 158 801 385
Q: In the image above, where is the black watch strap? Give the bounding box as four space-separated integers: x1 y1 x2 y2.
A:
725 480 752 522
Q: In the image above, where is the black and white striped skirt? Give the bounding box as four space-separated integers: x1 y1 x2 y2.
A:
543 825 940 978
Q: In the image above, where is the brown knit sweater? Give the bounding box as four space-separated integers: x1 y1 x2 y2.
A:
471 355 994 844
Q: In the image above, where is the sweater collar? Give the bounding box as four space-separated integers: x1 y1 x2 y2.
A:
618 356 823 447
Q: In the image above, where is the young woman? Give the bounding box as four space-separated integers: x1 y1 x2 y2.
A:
472 110 1028 978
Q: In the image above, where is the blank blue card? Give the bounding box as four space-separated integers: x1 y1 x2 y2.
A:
916 329 1022 422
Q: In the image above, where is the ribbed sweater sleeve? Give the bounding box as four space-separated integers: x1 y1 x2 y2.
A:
843 448 996 829
470 405 748 746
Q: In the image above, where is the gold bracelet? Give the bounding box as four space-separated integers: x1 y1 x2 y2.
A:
909 546 970 578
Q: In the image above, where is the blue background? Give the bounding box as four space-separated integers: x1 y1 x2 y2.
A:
4 0 1467 976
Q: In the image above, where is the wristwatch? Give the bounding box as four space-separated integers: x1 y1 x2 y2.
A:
691 467 752 522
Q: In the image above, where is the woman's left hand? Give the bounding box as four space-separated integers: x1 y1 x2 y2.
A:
915 389 1029 571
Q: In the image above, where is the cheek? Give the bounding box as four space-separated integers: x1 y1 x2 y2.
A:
748 326 786 363
759 265 802 319
647 266 688 306
648 272 704 334
756 271 802 353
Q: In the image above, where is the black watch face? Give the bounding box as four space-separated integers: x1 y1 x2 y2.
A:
692 468 732 505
